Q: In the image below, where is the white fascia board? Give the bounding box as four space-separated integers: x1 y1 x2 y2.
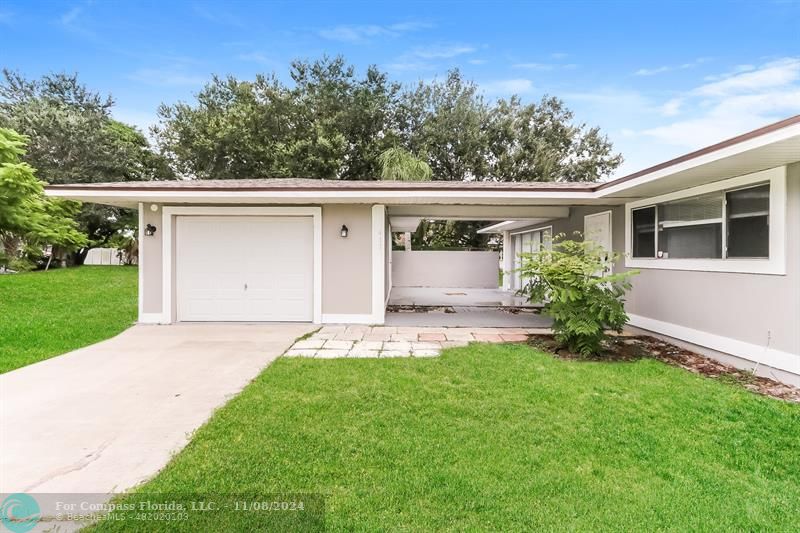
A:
477 220 516 234
45 188 598 204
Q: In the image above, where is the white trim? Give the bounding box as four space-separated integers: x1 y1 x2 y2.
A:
138 312 164 324
322 313 379 324
625 167 787 275
479 220 516 233
137 202 144 322
509 224 554 236
161 206 322 324
371 205 386 324
502 230 513 291
47 189 598 204
628 314 799 376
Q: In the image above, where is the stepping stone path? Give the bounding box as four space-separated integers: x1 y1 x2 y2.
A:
284 325 552 358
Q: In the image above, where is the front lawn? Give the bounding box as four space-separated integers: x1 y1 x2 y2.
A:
0 266 137 373
96 344 800 531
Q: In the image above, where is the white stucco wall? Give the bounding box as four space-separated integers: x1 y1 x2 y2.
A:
391 251 500 288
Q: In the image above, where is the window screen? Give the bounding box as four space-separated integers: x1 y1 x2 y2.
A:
726 184 769 258
657 192 723 258
632 207 656 258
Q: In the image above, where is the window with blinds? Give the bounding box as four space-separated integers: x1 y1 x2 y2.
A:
658 192 723 258
631 183 770 260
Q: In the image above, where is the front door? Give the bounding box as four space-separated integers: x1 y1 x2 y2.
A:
584 211 613 271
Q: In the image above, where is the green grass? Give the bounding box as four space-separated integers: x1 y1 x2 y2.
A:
94 344 800 532
0 266 137 373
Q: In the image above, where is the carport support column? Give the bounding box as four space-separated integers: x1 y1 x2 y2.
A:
502 230 513 291
371 205 386 324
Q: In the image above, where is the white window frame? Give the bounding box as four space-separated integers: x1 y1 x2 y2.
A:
509 225 553 291
625 166 786 275
510 225 553 238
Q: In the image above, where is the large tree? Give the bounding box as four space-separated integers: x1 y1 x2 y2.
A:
0 70 174 263
0 128 86 269
154 59 622 184
155 56 402 180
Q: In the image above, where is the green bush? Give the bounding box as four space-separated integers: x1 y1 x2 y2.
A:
518 233 638 356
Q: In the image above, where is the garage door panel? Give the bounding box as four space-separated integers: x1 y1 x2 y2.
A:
176 216 314 322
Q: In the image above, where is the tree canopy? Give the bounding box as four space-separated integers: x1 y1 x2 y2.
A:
0 127 86 269
155 56 622 182
0 70 174 263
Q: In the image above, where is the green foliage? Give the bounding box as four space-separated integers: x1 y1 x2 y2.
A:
155 57 402 180
519 233 638 356
154 57 622 183
0 127 86 266
0 70 174 262
412 219 493 250
378 147 432 181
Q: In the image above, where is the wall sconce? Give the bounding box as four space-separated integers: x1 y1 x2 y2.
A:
340 224 349 238
144 224 157 237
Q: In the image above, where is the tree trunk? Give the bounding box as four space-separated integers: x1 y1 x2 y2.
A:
72 247 89 266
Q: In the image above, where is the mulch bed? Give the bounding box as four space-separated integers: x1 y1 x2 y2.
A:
528 334 800 403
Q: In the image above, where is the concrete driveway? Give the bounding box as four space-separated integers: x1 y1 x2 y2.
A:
0 323 314 494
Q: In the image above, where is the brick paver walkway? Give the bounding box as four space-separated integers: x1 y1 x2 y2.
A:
284 325 552 358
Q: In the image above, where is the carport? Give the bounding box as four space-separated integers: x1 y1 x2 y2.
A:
384 204 564 327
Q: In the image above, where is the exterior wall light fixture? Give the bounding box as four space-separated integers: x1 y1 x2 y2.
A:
340 225 349 238
145 224 157 236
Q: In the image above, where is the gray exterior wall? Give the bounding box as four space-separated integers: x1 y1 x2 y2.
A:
138 203 375 319
392 251 500 288
512 165 800 373
140 206 163 314
321 204 373 315
625 164 800 358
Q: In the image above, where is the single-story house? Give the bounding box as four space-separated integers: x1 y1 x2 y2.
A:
47 115 800 382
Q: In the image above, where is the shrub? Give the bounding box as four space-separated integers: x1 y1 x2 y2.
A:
518 233 638 356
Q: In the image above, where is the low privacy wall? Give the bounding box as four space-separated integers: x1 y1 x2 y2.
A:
392 251 499 288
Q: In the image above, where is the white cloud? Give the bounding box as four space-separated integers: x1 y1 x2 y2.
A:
411 43 476 59
468 59 487 65
634 57 712 76
703 64 755 81
694 57 800 96
318 21 431 43
480 79 533 95
641 57 800 148
660 98 683 117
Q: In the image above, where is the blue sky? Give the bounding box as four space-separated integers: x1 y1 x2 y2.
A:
1 0 799 178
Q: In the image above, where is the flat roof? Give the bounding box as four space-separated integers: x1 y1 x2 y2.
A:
46 177 596 192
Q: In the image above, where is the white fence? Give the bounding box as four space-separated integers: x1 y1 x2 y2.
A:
391 251 500 288
84 247 124 266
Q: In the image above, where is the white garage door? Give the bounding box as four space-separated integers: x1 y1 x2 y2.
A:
175 216 314 322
